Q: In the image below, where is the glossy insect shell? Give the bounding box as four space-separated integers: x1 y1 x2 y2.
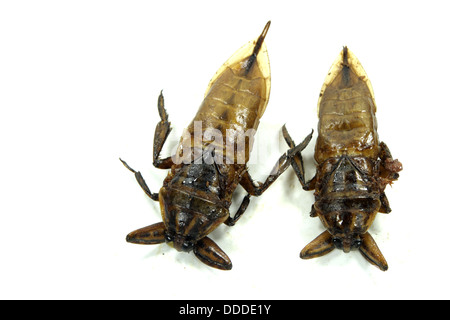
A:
122 22 285 271
292 47 402 271
314 48 383 252
174 34 270 166
315 48 379 163
162 28 271 248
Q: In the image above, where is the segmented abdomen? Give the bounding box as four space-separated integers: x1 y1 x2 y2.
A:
188 65 267 164
315 48 379 164
196 67 267 132
168 28 270 206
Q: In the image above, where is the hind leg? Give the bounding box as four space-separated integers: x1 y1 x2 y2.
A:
224 194 251 226
239 135 313 197
282 125 316 191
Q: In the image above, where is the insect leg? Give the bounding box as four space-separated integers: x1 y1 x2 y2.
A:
239 159 287 196
239 130 315 196
378 192 392 214
193 236 232 270
153 91 174 169
120 158 159 201
300 230 335 259
379 141 394 160
282 125 316 191
239 148 294 196
378 141 402 179
359 232 388 271
126 222 166 244
239 171 258 195
309 204 318 217
224 194 251 226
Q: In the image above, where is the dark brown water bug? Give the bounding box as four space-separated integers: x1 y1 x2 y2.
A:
121 21 304 270
283 46 402 271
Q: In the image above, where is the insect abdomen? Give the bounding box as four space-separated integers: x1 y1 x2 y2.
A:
184 28 270 166
197 67 267 133
315 47 379 164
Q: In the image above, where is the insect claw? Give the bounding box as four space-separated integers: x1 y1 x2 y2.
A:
119 158 137 173
300 231 335 259
286 129 314 158
193 237 232 270
126 222 166 245
358 232 388 271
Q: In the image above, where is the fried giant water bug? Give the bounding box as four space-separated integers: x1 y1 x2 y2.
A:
121 21 304 270
283 47 402 271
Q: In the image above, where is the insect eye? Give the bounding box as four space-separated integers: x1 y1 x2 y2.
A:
353 240 362 248
332 238 343 249
182 241 194 252
164 233 173 243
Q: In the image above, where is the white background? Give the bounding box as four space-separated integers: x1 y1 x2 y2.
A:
1 0 448 299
